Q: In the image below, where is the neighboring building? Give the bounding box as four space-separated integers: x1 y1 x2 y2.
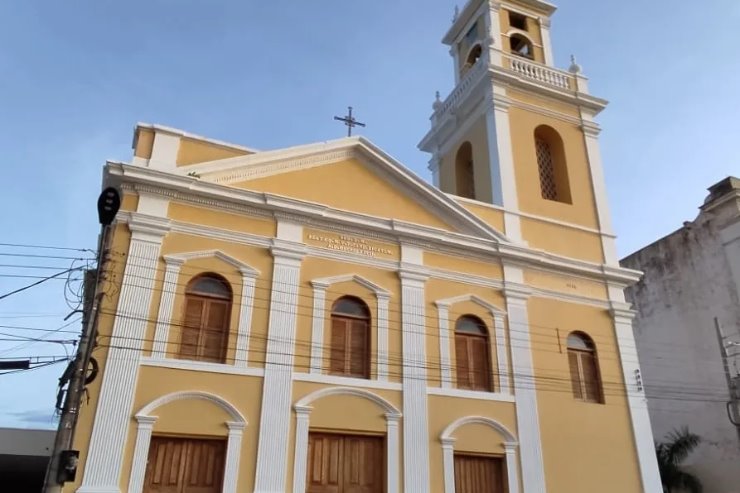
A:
622 176 740 492
0 427 54 493
68 1 662 492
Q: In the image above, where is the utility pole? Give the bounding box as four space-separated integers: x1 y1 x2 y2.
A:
714 317 740 442
43 188 120 493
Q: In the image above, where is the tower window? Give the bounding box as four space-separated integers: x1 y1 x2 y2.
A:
510 34 534 60
509 11 528 31
534 125 571 203
455 142 476 200
466 44 483 68
179 274 232 363
567 332 603 403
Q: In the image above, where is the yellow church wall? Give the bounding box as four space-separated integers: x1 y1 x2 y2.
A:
439 115 494 204
527 298 643 493
297 256 402 382
520 216 604 263
152 234 274 368
120 192 139 212
232 159 455 231
524 268 608 301
507 89 582 119
68 224 134 492
288 381 403 491
428 396 517 492
507 105 600 229
424 250 503 281
167 201 276 239
134 128 154 159
176 137 251 166
126 367 264 493
457 199 506 232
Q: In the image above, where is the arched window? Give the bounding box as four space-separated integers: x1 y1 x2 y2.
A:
534 125 572 203
455 142 476 200
179 274 232 363
455 316 491 391
510 33 534 60
329 296 370 378
466 44 483 67
567 332 603 403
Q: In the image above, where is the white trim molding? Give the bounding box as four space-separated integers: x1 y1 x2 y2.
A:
292 387 402 493
440 416 519 493
127 391 247 493
434 294 510 394
310 274 392 379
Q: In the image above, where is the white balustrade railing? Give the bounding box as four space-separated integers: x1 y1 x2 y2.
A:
506 55 574 90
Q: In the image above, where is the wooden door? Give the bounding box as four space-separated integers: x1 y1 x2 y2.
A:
144 437 226 493
454 454 505 493
306 433 383 493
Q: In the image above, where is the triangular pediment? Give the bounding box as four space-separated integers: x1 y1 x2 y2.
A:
178 137 509 242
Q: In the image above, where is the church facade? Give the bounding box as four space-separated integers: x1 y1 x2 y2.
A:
70 1 662 492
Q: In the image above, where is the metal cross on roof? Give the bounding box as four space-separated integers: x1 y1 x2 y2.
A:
333 106 366 137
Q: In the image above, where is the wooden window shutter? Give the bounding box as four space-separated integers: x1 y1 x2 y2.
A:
330 318 348 375
202 300 229 363
348 319 368 378
568 350 583 400
581 351 602 403
180 298 205 360
470 336 491 391
455 333 472 389
454 454 504 493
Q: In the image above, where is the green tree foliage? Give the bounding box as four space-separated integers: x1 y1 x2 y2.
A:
655 427 702 493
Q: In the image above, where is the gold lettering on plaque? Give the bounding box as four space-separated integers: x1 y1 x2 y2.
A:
307 233 393 258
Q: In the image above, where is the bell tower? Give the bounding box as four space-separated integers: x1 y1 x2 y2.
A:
419 0 617 265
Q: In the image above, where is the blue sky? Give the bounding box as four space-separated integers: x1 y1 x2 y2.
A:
0 0 738 428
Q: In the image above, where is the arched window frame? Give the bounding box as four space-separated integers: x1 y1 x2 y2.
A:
178 274 233 364
329 296 371 379
455 142 476 200
454 315 492 392
509 32 535 60
567 332 603 403
534 125 572 204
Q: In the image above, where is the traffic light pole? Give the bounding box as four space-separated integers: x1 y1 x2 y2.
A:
42 224 110 493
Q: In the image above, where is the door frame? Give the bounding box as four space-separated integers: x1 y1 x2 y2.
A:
128 391 247 493
306 431 387 493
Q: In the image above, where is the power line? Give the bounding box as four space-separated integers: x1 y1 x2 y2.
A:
0 242 92 252
0 267 84 301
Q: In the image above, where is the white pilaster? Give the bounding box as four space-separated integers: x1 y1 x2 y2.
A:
504 442 520 493
539 17 554 66
504 265 547 493
611 304 663 493
151 257 183 359
376 293 390 381
385 413 400 493
493 314 510 394
223 422 245 493
435 303 453 389
441 438 456 493
148 132 180 171
79 218 168 493
126 416 156 493
253 237 305 493
581 118 618 265
399 244 430 492
234 268 258 367
485 1 504 67
309 282 327 374
485 91 522 241
429 155 441 189
291 406 312 493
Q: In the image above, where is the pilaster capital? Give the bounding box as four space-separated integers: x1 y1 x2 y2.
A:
610 303 637 322
128 214 171 243
134 415 157 427
539 16 551 28
271 239 306 263
488 0 502 12
294 405 313 417
398 266 429 284
385 412 402 423
503 441 519 452
226 421 246 432
504 282 532 302
310 280 330 291
162 255 185 268
581 121 602 137
440 437 456 447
